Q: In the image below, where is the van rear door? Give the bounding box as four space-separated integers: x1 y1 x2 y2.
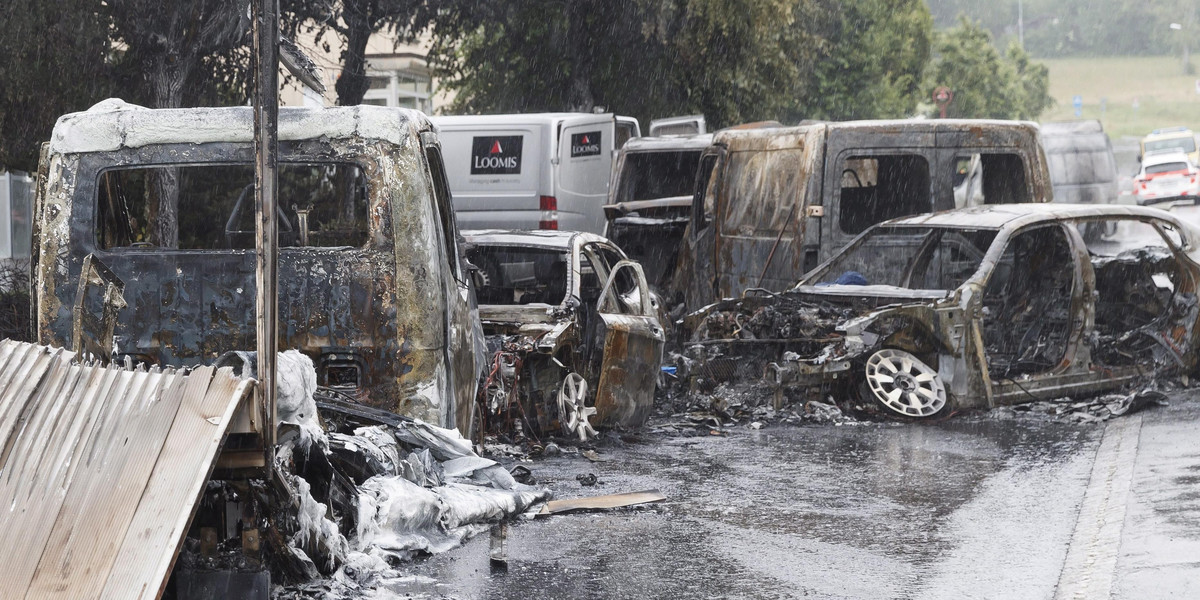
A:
437 124 545 230
558 116 616 233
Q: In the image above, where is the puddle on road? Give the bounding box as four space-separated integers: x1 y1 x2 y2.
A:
383 406 1104 599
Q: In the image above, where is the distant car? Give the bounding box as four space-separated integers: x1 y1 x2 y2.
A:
1133 150 1200 205
1140 127 1199 166
1040 120 1119 205
464 230 665 440
683 204 1200 419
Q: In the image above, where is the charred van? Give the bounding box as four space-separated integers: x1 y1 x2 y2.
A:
672 119 1055 312
32 100 483 434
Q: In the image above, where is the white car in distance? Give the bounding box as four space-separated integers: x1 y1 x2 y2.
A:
1135 149 1200 205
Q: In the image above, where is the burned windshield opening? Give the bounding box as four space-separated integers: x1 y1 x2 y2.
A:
618 150 702 202
812 226 998 290
468 246 570 305
96 162 369 250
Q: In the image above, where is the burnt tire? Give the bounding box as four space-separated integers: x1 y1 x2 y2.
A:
861 348 948 419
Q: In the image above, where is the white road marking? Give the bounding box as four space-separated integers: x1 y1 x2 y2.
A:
1055 414 1143 600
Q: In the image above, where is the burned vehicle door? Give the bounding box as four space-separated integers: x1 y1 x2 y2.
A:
980 224 1081 382
710 136 819 300
676 147 724 308
589 252 665 427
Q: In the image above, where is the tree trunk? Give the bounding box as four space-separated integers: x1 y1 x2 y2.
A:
336 13 374 106
565 0 595 112
147 51 188 248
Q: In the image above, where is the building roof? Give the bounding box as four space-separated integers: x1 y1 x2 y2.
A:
49 98 431 154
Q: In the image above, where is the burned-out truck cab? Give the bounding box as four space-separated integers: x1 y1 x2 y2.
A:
31 99 481 433
674 120 1053 312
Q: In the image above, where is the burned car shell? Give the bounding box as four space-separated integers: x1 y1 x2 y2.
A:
32 100 482 433
673 119 1054 313
464 230 665 433
604 134 713 291
685 204 1200 416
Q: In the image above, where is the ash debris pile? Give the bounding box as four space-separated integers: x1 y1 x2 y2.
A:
175 351 549 596
678 294 852 392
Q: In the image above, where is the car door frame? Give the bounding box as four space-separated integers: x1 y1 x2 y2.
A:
591 258 665 427
976 222 1094 404
421 131 481 436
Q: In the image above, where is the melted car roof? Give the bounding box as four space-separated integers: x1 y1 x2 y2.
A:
49 98 430 154
885 203 1190 231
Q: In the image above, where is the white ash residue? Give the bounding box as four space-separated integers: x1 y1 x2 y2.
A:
228 349 552 597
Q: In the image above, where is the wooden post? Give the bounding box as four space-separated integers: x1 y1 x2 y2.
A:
253 0 279 466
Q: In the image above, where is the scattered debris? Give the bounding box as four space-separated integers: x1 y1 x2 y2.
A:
537 490 667 516
202 352 551 595
1009 389 1170 422
576 473 599 487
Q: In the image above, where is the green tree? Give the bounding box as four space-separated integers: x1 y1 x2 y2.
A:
924 19 1052 120
796 0 932 120
0 0 116 172
425 0 932 128
288 0 426 106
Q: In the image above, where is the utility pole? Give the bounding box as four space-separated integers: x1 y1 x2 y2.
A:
1017 0 1024 50
253 0 279 467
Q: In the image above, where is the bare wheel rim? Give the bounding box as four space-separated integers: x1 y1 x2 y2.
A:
558 373 596 440
864 349 946 418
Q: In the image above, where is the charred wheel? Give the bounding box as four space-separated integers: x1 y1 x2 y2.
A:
863 348 947 419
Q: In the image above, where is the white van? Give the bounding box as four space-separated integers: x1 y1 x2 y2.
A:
431 113 639 233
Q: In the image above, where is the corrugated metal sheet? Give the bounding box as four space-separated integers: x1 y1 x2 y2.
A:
0 340 254 600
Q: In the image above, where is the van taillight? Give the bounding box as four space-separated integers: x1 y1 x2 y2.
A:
539 195 558 230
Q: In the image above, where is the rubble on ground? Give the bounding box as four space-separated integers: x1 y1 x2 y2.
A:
192 352 551 597
1001 388 1170 422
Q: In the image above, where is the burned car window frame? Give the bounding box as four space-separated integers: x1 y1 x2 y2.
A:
92 158 375 253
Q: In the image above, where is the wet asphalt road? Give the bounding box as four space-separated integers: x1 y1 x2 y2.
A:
385 391 1200 599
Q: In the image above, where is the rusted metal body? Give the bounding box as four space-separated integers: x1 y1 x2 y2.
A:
672 119 1055 313
32 101 482 433
604 134 712 291
683 204 1200 417
464 230 664 439
0 340 253 600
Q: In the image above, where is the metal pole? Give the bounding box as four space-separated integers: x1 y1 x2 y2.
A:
1017 0 1024 50
253 0 279 465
